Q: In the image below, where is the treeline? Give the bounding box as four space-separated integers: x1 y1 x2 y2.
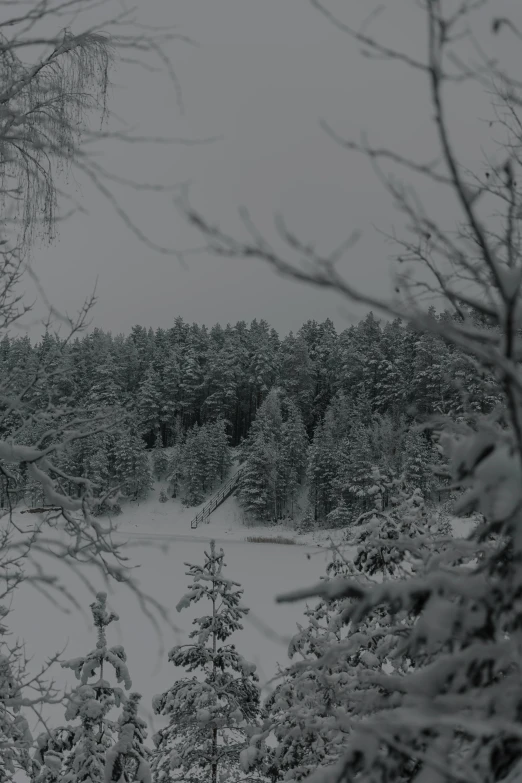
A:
237 386 446 526
0 308 503 516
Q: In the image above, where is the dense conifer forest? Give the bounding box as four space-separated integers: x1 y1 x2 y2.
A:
0 308 502 524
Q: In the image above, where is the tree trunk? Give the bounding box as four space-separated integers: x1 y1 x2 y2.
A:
211 560 218 783
211 726 218 783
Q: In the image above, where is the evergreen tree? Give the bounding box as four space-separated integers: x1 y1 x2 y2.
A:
410 311 452 418
402 428 437 498
277 399 309 518
105 693 152 783
264 597 353 782
237 389 282 522
278 333 314 429
31 592 144 783
160 350 181 444
111 420 153 502
137 366 162 446
166 443 184 500
334 422 375 516
152 541 262 783
180 424 208 506
202 344 240 428
178 343 204 428
206 419 232 485
88 357 123 411
68 431 113 508
248 320 279 415
152 445 170 481
238 429 278 523
373 318 408 419
306 415 338 523
0 651 33 783
130 326 155 378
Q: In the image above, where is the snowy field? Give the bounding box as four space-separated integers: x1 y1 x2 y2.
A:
6 485 475 745
7 488 334 741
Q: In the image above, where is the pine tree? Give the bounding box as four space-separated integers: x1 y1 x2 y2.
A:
402 428 436 499
111 420 153 502
206 419 232 485
238 389 282 522
152 445 170 480
248 320 279 414
410 311 452 418
373 318 408 419
69 431 113 509
306 416 338 524
178 344 204 428
336 423 375 516
180 424 208 505
166 443 184 499
152 541 262 783
160 350 181 445
277 399 308 518
278 333 314 430
130 326 155 378
137 367 162 446
88 357 123 411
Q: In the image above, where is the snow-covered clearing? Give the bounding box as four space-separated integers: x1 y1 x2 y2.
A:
5 485 475 741
6 489 331 739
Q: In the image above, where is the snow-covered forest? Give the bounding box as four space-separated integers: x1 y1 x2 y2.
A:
0 308 499 522
3 0 522 783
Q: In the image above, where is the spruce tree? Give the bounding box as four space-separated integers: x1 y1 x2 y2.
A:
336 423 375 516
31 592 150 783
0 650 33 783
238 430 278 522
263 598 353 782
105 693 152 783
152 541 262 783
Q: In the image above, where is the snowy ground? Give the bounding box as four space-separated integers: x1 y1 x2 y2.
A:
6 479 476 748
6 485 332 743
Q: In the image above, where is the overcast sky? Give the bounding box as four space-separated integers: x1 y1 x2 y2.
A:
19 0 522 338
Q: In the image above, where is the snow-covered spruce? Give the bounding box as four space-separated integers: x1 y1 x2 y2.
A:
237 389 307 523
261 488 459 783
0 650 34 782
151 540 265 783
31 592 149 783
277 425 522 782
104 693 152 783
263 598 353 782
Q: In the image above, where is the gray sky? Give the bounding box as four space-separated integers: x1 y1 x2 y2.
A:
21 0 522 338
